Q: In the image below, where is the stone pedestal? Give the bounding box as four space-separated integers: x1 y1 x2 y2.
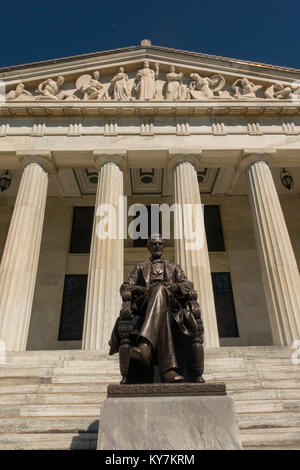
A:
97 383 242 450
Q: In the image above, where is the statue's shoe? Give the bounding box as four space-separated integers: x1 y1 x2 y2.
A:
193 376 205 383
163 370 184 383
129 343 152 366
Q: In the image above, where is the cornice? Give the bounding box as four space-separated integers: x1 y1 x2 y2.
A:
1 44 299 76
1 100 300 118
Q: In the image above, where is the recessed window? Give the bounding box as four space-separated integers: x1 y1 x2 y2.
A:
58 275 88 341
212 272 239 338
68 205 225 252
204 205 225 252
69 207 94 254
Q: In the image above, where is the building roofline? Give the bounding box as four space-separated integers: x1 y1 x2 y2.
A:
0 43 299 74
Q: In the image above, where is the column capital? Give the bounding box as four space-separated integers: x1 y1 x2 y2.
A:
93 150 127 172
168 148 202 173
239 148 276 171
16 151 56 174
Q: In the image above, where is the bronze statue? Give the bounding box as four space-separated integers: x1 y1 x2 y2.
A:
109 234 205 384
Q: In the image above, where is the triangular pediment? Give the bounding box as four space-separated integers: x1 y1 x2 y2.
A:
1 44 300 104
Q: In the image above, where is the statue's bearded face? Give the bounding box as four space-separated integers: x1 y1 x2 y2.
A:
148 238 164 258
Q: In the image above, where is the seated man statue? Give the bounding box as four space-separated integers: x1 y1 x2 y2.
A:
109 234 205 384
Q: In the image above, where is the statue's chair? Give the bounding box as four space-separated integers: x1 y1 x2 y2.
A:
117 288 205 384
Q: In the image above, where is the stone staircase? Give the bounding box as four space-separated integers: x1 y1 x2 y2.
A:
0 346 299 450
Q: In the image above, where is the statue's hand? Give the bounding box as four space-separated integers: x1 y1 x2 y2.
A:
132 285 147 296
120 304 132 320
165 282 180 294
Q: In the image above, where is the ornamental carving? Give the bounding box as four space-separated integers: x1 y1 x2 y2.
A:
133 60 159 100
188 73 230 99
5 62 300 102
109 67 130 101
76 72 109 100
163 66 184 100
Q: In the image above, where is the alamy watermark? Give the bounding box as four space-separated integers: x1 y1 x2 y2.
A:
94 198 205 250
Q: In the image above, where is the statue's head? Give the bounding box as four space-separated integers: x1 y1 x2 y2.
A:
144 60 150 68
119 67 124 73
169 65 176 73
93 71 100 80
147 234 164 258
57 76 65 86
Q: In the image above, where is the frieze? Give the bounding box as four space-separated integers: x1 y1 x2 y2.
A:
4 61 300 103
0 115 300 137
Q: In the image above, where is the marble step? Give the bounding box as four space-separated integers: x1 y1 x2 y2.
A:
0 393 106 405
3 345 293 360
240 427 300 448
1 398 300 417
0 368 53 377
0 417 99 433
0 432 98 450
0 374 121 385
238 411 300 429
234 399 300 413
52 374 121 384
0 346 298 451
3 354 294 369
1 410 300 435
228 388 300 400
19 405 101 417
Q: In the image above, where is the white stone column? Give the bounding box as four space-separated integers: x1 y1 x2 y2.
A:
244 153 300 345
0 151 54 351
171 155 220 347
82 151 126 350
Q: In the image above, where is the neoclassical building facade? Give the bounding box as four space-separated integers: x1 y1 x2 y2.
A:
0 40 299 353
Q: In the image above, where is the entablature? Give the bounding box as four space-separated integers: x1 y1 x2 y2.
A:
2 101 300 118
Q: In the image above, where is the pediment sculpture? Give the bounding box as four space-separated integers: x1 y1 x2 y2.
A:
264 82 296 99
5 83 34 101
109 67 130 100
76 71 110 100
232 77 262 99
163 66 184 100
35 76 79 101
5 62 300 102
133 60 159 100
188 73 231 100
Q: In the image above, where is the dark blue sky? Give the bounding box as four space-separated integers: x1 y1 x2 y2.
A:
1 0 299 69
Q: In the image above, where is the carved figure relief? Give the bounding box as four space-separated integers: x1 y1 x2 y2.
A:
134 61 159 100
109 67 130 100
188 73 226 99
264 82 296 100
35 76 72 101
5 83 33 101
163 66 183 100
76 71 110 100
3 64 298 103
232 77 262 99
